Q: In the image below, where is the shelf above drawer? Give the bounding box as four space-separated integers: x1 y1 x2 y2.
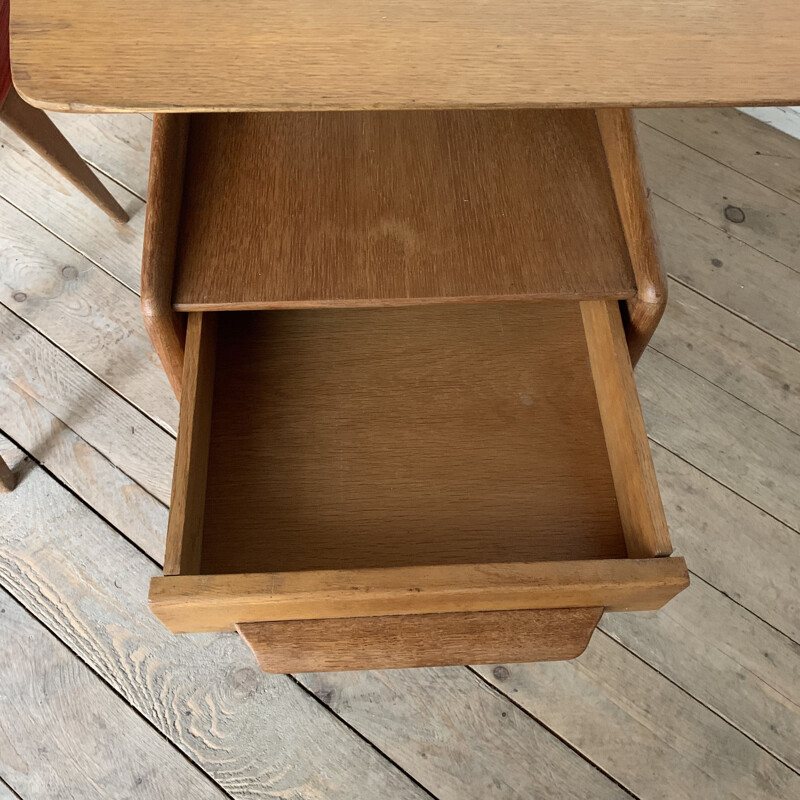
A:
171 109 636 311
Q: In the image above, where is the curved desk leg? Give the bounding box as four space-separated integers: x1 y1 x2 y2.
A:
596 107 667 367
142 113 191 400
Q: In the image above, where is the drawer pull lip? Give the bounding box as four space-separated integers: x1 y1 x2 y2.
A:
149 557 689 634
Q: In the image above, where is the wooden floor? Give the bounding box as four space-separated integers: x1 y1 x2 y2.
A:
0 108 798 799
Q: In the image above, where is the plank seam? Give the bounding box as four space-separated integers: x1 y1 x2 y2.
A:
287 675 440 800
0 194 141 295
465 666 641 800
639 118 800 209
0 581 238 800
595 626 800 777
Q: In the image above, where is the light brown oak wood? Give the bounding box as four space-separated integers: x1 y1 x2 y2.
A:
141 113 189 398
150 558 689 632
173 109 634 311
581 299 672 557
237 607 603 673
596 108 667 365
195 303 627 575
163 313 215 575
0 85 128 222
10 0 800 112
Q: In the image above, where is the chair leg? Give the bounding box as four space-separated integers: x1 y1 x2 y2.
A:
0 85 129 223
0 453 15 492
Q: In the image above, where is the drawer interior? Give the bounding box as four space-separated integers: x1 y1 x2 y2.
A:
150 298 687 635
202 301 625 575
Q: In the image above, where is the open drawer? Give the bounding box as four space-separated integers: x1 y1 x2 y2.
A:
149 298 688 671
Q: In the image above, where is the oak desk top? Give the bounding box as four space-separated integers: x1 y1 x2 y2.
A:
10 0 800 112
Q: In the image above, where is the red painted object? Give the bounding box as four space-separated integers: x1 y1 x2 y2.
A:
1 0 11 104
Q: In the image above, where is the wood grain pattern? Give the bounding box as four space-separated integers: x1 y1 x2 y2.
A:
638 122 800 276
0 196 178 432
651 194 800 352
238 608 602 673
652 279 800 435
0 377 168 561
581 299 672 557
196 303 625 574
596 108 667 365
0 436 433 800
164 313 215 575
0 303 174 505
299 666 629 800
173 110 634 310
638 107 800 206
638 348 800 532
149 558 689 633
0 591 226 800
476 628 800 800
0 85 129 222
0 115 144 292
141 113 189 398
47 109 153 200
10 0 800 111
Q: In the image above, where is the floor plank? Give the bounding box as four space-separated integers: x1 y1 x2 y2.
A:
638 108 800 204
0 778 22 800
0 197 178 432
650 279 800 434
475 631 800 800
652 195 800 349
638 348 800 531
601 579 800 773
650 444 800 643
299 668 628 800
0 304 174 505
0 378 167 561
0 124 145 292
638 122 800 275
48 111 153 201
0 436 431 800
0 588 227 800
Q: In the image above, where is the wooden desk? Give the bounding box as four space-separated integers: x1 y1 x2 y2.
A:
19 1 776 671
10 0 800 112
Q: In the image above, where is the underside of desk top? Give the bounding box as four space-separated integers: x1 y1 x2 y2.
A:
10 0 800 112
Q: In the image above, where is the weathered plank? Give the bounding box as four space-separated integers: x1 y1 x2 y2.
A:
299 667 627 800
48 111 153 200
651 444 800 643
638 108 800 205
0 304 174 504
0 779 21 800
0 198 178 432
652 195 800 349
638 347 800 532
638 123 800 275
0 377 167 561
0 589 226 800
477 630 800 800
650 279 800 434
601 578 800 772
0 123 144 292
0 436 431 800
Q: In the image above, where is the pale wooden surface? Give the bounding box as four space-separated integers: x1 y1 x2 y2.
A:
10 0 800 111
173 110 634 309
150 559 688 633
1 108 799 797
